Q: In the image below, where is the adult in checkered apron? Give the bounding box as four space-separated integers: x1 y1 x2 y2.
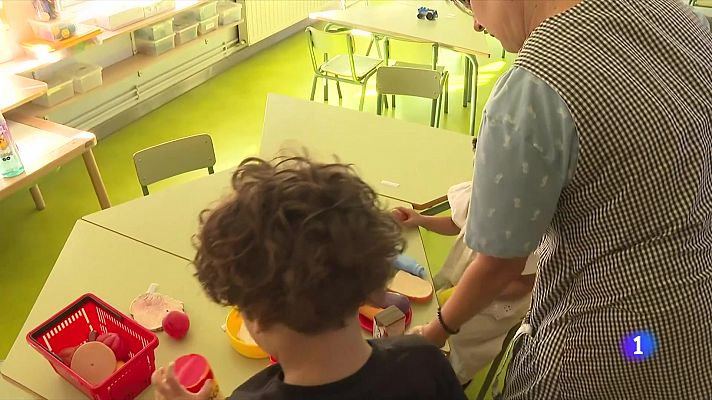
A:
416 0 712 398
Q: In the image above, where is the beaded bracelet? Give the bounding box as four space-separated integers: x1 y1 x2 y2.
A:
437 308 460 335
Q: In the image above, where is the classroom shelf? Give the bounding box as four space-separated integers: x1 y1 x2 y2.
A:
18 20 245 119
0 0 210 76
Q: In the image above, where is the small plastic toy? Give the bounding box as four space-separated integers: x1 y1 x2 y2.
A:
163 311 191 340
417 7 438 21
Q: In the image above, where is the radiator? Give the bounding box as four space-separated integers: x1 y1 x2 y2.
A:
244 0 339 45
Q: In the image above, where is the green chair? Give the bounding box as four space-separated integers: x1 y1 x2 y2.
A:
133 134 216 196
475 321 522 400
383 37 449 117
306 26 383 111
376 66 444 127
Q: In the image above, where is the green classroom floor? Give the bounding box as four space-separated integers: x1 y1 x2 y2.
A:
1 29 511 398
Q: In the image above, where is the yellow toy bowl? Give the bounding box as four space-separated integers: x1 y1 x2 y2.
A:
225 308 269 359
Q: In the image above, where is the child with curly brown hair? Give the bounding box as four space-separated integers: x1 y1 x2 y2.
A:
151 156 466 400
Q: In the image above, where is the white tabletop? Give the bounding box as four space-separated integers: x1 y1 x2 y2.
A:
312 0 490 57
84 168 234 261
695 5 712 17
2 210 437 399
260 94 474 209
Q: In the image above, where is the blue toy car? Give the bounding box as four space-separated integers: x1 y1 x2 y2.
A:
417 7 438 20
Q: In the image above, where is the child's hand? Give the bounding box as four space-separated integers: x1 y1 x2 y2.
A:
152 362 214 400
391 207 422 228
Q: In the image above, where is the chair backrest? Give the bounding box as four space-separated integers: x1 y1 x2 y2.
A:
305 26 357 79
133 134 216 196
384 37 438 69
376 66 442 100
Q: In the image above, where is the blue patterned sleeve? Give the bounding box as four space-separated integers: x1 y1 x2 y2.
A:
464 67 578 258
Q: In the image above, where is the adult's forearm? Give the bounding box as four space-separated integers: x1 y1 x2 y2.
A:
440 254 527 328
418 215 461 235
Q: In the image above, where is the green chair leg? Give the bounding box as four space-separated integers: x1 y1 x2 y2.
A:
359 84 367 111
463 58 471 108
336 80 343 99
430 98 438 127
310 76 318 101
323 78 329 102
476 322 521 400
392 95 396 109
444 72 449 114
377 92 383 115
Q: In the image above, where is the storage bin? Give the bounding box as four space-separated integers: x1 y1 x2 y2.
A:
95 5 144 30
27 18 76 42
217 1 242 25
143 0 176 18
27 294 159 400
71 64 103 93
190 1 217 20
33 76 74 108
135 18 174 40
136 33 175 56
174 21 199 46
198 15 219 35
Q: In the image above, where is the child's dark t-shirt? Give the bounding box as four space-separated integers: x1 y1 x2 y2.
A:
230 335 467 400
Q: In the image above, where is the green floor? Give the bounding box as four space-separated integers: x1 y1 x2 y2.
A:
1 29 511 398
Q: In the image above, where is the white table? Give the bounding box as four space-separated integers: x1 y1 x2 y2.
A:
83 95 474 261
312 0 491 136
260 94 474 210
2 195 437 399
0 115 111 210
695 5 712 17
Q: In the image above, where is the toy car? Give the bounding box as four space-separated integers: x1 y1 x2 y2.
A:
417 7 438 21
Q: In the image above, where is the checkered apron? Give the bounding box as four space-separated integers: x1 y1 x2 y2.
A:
502 0 712 398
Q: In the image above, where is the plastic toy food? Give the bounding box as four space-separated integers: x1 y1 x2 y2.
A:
388 271 433 302
57 345 78 366
163 311 190 340
417 7 438 20
70 341 117 385
96 332 130 361
391 208 408 222
358 304 384 320
174 354 223 398
115 360 125 371
129 283 184 331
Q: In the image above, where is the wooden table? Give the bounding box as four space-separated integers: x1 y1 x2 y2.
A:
0 115 111 210
0 75 47 114
311 0 491 136
2 198 437 399
260 94 474 210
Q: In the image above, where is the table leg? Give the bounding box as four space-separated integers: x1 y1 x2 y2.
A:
29 185 45 211
463 57 471 108
467 55 479 137
82 149 111 209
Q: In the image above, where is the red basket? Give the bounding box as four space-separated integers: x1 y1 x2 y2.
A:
27 293 159 400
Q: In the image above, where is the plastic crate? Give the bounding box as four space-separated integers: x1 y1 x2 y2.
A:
135 18 174 41
217 2 242 25
198 15 218 35
190 1 217 20
27 294 159 400
174 21 199 46
33 76 74 108
136 33 176 56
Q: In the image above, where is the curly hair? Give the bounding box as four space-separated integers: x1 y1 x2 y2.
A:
194 156 405 334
